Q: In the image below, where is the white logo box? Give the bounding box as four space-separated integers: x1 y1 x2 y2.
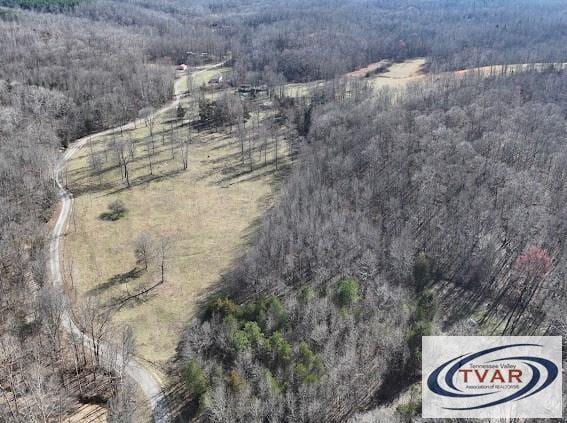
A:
422 336 562 418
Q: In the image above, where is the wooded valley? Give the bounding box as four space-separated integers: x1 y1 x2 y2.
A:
0 0 566 422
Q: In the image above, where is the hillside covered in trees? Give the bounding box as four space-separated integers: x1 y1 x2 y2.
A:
181 70 567 421
0 0 81 11
223 0 567 82
1 0 567 421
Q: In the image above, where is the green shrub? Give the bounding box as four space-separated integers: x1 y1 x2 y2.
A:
99 199 128 221
266 296 287 329
204 296 288 331
336 277 360 308
294 342 325 384
231 329 251 352
299 286 315 303
269 331 292 363
264 370 283 395
223 313 238 333
184 360 208 399
294 363 310 382
242 321 266 351
238 296 287 331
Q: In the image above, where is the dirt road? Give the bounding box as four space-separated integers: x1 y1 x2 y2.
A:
49 62 222 423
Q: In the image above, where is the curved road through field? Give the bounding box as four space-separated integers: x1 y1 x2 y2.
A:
50 59 562 422
49 62 224 423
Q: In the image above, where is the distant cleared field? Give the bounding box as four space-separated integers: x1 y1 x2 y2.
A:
282 58 427 97
366 58 427 89
63 72 290 362
283 59 567 98
453 62 567 77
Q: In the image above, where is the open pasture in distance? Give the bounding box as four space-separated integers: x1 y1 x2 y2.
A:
282 58 427 97
366 58 427 90
453 61 567 77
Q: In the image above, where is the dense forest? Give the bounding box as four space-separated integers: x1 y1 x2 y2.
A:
0 0 80 11
181 71 567 421
1 0 566 421
222 0 567 82
0 13 175 143
114 0 567 84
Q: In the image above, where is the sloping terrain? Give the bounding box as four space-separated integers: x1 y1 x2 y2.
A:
181 69 567 422
62 68 291 363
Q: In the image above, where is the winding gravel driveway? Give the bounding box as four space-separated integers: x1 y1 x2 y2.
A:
49 63 223 422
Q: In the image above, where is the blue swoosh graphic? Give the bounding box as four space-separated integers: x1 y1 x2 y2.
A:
493 356 558 401
428 353 494 398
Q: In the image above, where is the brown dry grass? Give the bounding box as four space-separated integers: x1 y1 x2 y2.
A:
367 58 427 90
63 73 290 363
282 58 427 97
453 62 567 77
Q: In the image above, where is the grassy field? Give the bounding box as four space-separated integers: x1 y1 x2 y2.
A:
63 55 561 367
63 71 290 363
367 58 426 90
282 58 427 97
62 58 425 364
453 61 567 77
280 59 567 98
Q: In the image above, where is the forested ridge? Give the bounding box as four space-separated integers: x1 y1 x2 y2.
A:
181 71 567 421
0 13 176 144
193 0 567 83
0 0 566 421
0 0 82 11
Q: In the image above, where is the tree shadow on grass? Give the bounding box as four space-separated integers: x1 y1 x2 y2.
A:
108 282 161 310
99 210 127 221
87 267 144 297
103 168 186 197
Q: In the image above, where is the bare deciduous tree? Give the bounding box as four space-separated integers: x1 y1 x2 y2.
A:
139 106 157 137
157 236 173 285
134 232 154 270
